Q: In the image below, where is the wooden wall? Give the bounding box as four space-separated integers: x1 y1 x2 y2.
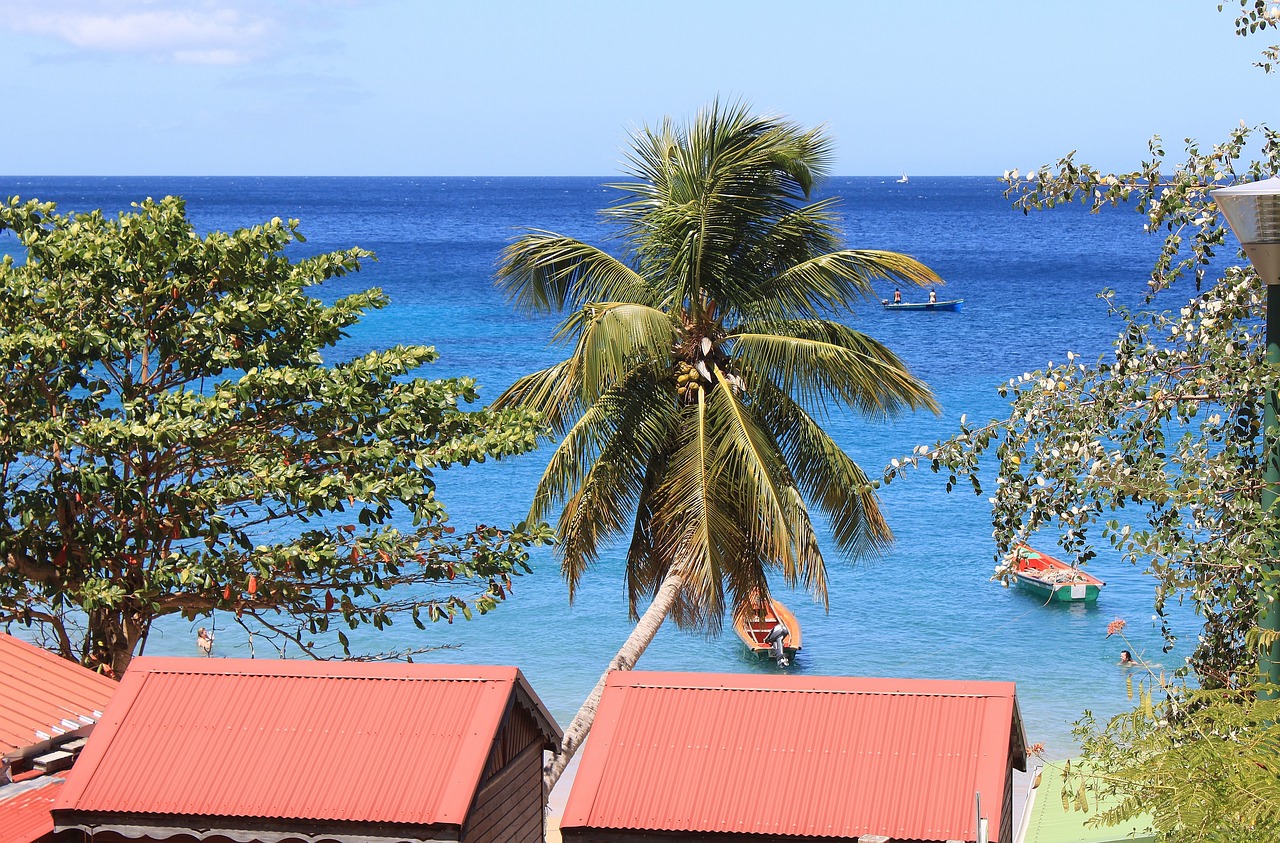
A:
463 740 546 843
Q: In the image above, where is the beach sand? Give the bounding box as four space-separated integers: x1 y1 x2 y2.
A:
544 749 580 843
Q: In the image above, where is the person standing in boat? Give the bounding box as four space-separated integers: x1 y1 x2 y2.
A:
893 288 902 303
928 289 937 303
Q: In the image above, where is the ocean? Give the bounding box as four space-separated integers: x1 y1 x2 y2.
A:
0 175 1193 758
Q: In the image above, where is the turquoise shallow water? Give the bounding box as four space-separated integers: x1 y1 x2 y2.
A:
1 175 1197 757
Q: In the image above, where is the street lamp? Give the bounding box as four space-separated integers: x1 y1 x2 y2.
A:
1213 175 1280 692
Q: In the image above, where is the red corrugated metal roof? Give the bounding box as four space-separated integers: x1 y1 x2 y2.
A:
562 671 1025 842
0 634 116 756
54 657 561 827
0 777 63 843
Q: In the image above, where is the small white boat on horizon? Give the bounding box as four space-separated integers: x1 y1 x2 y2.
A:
897 172 909 184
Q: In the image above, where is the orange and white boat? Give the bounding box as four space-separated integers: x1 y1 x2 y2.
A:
733 594 801 664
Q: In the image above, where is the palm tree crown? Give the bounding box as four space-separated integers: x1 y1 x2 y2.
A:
496 101 940 633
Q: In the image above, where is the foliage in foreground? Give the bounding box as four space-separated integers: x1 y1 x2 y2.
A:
882 3 1280 839
1070 646 1280 840
0 196 551 676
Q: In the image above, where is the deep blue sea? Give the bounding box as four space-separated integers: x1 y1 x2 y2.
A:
0 175 1196 759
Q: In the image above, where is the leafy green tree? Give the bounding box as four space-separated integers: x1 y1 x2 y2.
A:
880 3 1280 838
0 195 550 677
495 100 941 788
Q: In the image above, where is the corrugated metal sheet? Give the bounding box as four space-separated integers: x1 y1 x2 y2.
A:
562 671 1024 842
0 776 63 843
1020 760 1156 843
0 634 116 756
54 657 560 826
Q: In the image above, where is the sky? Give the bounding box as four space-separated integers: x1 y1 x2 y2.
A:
0 0 1275 177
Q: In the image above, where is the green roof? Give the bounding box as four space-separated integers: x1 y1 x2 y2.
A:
1019 759 1157 843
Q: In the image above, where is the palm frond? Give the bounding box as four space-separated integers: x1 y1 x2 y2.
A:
703 378 798 570
644 389 743 627
725 551 774 625
625 451 676 617
732 320 938 419
490 360 583 435
775 483 828 602
604 100 837 320
707 379 830 602
572 302 676 400
496 232 650 316
755 382 893 561
744 249 941 322
541 371 681 597
496 303 675 432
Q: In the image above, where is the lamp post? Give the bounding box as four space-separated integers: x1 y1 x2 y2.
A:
1213 175 1280 693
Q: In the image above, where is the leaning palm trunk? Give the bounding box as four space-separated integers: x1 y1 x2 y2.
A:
543 570 684 792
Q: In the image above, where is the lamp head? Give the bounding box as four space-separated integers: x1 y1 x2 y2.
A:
1213 175 1280 285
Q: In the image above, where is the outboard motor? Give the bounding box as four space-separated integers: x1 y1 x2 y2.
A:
764 622 789 666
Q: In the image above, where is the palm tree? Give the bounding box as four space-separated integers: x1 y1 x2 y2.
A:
494 101 941 790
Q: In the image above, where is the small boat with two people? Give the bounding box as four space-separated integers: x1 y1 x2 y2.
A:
733 593 801 666
882 288 963 312
1005 542 1105 603
885 289 962 312
882 298 964 312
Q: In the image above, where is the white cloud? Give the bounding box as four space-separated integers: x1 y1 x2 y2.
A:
173 48 249 66
3 1 278 65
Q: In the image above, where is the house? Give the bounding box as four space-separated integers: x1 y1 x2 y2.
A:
1017 758 1156 843
561 671 1027 843
52 657 563 843
0 633 118 843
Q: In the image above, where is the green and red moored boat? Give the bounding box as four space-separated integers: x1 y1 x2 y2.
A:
1007 542 1105 603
